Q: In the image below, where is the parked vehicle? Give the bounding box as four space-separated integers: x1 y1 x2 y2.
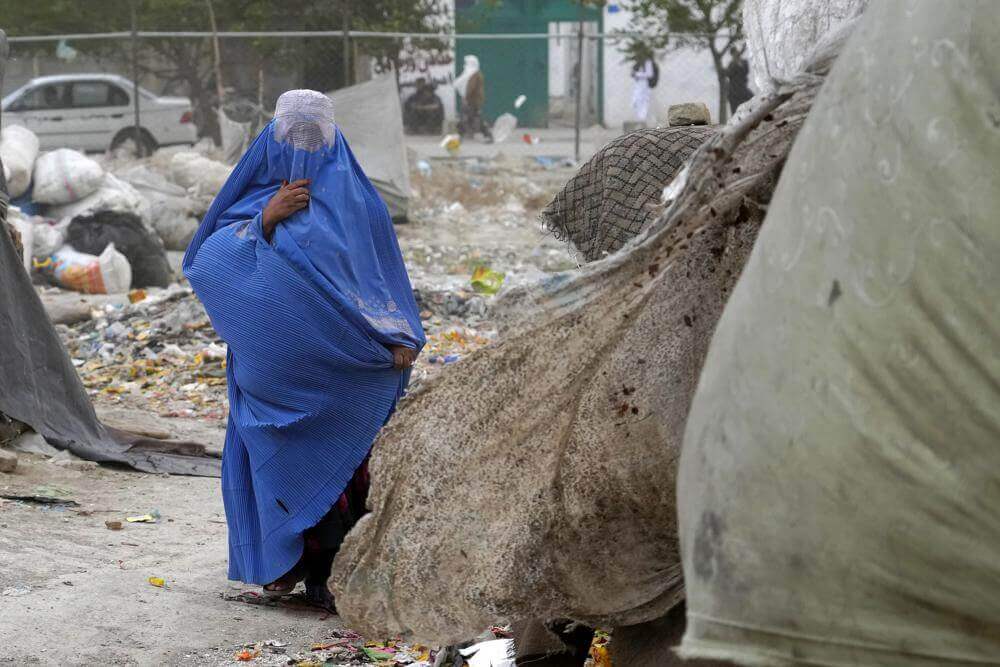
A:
1 74 196 153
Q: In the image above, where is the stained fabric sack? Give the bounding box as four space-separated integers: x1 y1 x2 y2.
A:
328 28 846 644
32 148 104 204
65 210 173 287
0 124 39 198
678 3 1000 665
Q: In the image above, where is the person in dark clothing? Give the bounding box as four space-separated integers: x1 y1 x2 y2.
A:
725 46 754 114
403 78 445 135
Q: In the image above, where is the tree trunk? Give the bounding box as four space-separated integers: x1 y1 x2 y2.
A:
708 45 728 124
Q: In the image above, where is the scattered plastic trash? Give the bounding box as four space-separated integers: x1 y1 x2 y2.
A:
147 576 165 588
460 639 516 667
43 243 132 295
129 289 147 304
0 494 79 507
234 646 260 661
514 94 527 109
127 509 161 523
470 266 505 295
440 134 461 156
427 354 461 365
589 630 612 667
416 159 432 177
2 585 31 597
522 133 541 145
492 113 518 143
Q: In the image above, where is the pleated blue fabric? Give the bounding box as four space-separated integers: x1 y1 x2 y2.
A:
183 120 424 585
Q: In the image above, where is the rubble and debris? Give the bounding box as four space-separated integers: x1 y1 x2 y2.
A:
65 210 172 288
0 449 17 473
667 102 711 126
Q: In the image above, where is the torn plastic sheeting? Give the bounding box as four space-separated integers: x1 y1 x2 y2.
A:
0 225 221 477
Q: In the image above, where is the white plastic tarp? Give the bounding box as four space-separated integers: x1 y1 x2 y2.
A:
678 2 1000 665
328 74 411 220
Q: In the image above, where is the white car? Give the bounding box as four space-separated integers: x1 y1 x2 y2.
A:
1 73 197 153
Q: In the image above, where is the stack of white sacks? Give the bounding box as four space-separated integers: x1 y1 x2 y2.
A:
0 124 233 294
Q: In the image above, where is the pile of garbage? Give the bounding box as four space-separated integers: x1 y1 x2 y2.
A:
1 124 233 295
55 286 229 420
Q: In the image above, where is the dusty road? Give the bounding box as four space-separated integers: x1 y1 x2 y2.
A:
0 453 360 665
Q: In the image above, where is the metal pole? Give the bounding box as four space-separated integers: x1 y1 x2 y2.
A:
207 0 225 104
130 0 143 156
342 0 351 86
574 6 584 163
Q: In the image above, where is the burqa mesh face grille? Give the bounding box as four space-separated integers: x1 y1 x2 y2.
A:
273 89 336 151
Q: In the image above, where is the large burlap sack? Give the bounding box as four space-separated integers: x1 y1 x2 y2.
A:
678 3 1000 665
329 26 848 644
32 148 104 204
0 124 39 198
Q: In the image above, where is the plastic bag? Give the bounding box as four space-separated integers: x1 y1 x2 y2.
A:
32 148 105 204
0 125 39 198
117 165 198 250
169 151 232 197
678 3 1000 665
47 173 152 225
45 243 132 294
491 113 518 144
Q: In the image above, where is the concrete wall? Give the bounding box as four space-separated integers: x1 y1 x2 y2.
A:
601 3 724 129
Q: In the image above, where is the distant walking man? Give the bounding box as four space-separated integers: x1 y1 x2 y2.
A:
455 55 493 142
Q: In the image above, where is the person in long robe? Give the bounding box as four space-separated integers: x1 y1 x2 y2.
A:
631 56 655 124
183 89 424 607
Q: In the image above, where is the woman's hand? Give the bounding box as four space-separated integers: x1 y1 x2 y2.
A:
262 179 310 239
389 345 417 370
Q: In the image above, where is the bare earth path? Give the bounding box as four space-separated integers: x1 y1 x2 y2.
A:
0 453 352 666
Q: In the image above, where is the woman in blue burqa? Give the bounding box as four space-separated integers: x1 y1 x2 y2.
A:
183 90 424 606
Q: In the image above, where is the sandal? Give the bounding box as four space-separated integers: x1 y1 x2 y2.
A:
262 557 307 597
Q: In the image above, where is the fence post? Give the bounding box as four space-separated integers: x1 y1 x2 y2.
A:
129 0 143 156
342 0 352 87
574 6 584 163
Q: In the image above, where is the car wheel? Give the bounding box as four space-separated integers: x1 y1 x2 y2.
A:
110 127 158 157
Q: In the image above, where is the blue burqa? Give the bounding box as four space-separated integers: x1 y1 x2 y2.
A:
183 117 424 585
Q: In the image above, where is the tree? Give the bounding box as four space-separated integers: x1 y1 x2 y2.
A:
622 0 743 123
2 0 450 143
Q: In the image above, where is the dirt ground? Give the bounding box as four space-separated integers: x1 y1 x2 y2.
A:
0 453 366 666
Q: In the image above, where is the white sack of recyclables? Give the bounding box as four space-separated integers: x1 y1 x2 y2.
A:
32 148 105 205
0 124 40 198
47 173 153 229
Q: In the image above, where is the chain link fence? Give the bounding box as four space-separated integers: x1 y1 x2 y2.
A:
3 29 740 151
